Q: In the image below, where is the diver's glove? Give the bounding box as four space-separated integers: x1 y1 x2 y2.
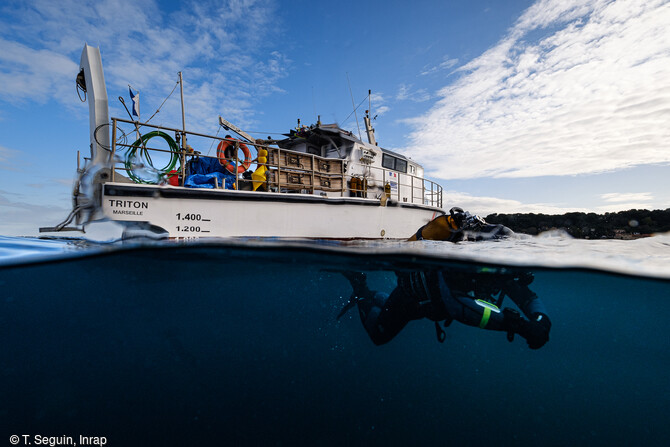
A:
502 308 551 350
520 313 551 349
449 207 487 231
463 213 487 231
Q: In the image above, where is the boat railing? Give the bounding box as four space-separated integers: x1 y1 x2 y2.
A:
107 118 443 208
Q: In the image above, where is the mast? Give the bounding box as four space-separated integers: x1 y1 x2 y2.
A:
179 71 186 148
178 71 187 184
364 90 377 146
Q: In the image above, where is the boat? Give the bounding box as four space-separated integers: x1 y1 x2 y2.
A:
41 44 444 239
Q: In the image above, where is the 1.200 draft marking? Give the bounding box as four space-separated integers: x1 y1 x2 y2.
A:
176 226 210 233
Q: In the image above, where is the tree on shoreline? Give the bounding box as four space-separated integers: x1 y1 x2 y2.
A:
484 209 670 239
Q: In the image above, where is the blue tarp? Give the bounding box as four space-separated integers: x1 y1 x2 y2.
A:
185 157 236 189
184 172 235 189
187 157 230 176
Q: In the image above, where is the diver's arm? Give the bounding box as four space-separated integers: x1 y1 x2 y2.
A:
502 278 551 349
434 271 510 331
448 291 551 350
443 293 509 331
436 272 551 349
504 278 549 320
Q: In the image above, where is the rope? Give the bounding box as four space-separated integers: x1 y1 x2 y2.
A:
76 83 86 102
207 125 222 156
145 81 179 124
94 123 129 152
341 93 369 127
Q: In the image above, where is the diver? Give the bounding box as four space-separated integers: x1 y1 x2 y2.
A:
340 208 552 349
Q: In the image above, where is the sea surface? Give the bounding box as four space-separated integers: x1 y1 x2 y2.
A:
1 233 669 446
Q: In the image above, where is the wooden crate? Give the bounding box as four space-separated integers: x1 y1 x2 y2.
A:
315 174 343 190
315 159 343 174
267 149 342 174
278 170 313 188
268 149 313 171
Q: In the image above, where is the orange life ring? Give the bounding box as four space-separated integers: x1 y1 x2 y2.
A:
217 139 252 174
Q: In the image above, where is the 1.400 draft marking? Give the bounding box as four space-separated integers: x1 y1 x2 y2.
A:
176 213 211 222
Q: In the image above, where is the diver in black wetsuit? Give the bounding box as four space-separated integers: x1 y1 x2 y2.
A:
340 208 552 349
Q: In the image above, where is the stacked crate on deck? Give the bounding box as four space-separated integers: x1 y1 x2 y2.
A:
267 149 343 195
314 158 343 193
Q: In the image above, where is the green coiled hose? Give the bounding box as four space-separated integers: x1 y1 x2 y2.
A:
124 131 180 184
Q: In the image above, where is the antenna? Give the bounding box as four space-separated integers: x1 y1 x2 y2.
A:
312 86 317 123
347 73 362 140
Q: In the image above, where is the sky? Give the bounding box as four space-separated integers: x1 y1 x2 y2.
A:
0 0 669 236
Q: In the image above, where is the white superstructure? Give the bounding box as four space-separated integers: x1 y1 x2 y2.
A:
41 44 444 239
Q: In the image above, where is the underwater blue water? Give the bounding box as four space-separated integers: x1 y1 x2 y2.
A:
1 235 669 446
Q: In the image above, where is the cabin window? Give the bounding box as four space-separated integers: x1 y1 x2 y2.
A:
382 154 395 170
382 154 408 173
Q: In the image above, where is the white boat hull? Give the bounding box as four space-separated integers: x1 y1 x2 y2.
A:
101 183 443 239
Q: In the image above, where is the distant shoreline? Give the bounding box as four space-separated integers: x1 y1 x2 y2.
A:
485 208 670 239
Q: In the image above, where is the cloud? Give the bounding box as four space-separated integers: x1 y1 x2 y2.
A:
0 144 21 171
365 92 389 117
595 203 655 212
0 39 78 104
601 192 653 203
25 178 73 189
595 191 655 211
0 0 287 131
375 106 390 116
0 190 71 236
370 92 385 105
443 189 659 217
396 84 431 102
444 190 589 216
0 145 11 163
420 56 459 76
406 0 670 180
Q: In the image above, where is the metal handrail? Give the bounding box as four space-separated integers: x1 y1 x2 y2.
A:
109 117 443 207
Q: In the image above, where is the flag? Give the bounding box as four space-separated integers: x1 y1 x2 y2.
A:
129 86 140 118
